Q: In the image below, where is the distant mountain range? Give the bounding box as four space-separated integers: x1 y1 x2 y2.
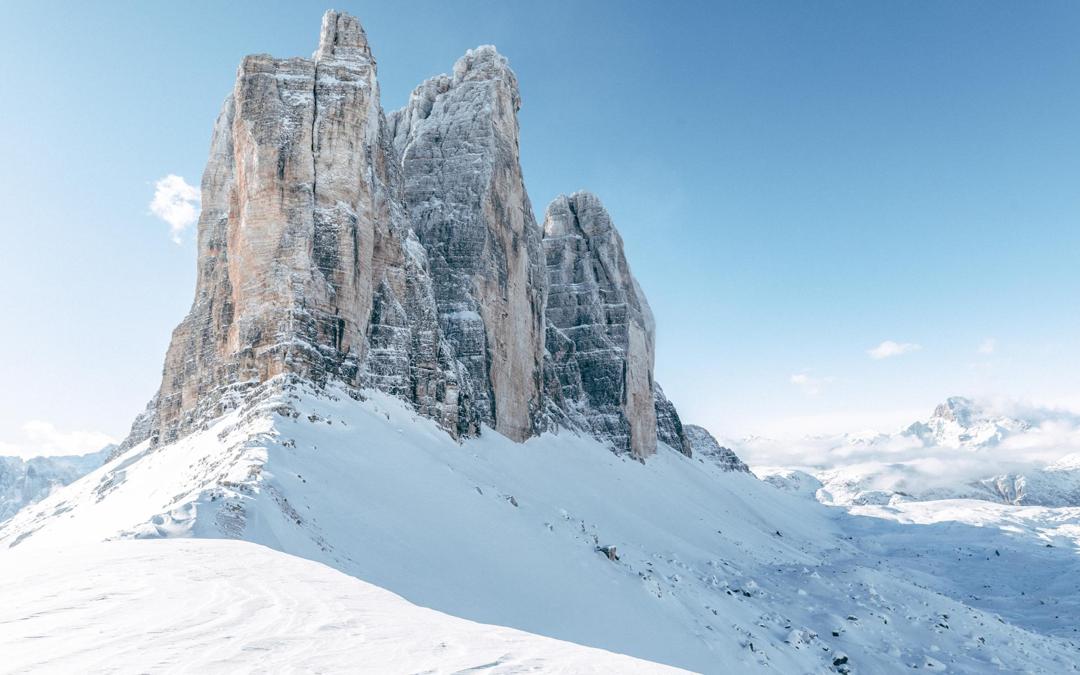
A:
1 446 113 522
752 397 1080 506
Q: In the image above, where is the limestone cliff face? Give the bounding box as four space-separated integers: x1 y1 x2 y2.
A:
654 384 692 457
143 12 461 447
124 11 693 460
389 47 546 442
542 192 688 459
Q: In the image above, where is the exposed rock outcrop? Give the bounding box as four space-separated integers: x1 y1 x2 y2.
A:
124 11 691 461
542 192 687 459
138 12 461 447
654 385 692 456
684 425 750 473
389 47 546 442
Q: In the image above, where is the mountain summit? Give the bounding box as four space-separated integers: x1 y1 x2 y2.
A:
903 396 1032 449
124 10 688 460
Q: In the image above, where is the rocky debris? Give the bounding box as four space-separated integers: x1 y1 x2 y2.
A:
122 10 692 460
684 425 750 472
597 545 620 561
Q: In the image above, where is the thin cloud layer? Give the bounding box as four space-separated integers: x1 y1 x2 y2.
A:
739 398 1080 497
0 421 116 460
868 340 922 360
790 372 834 396
150 174 200 244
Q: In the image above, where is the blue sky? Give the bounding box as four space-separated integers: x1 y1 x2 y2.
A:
1 1 1078 456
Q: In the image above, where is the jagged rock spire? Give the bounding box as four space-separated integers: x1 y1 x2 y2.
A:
123 12 689 460
541 192 689 459
390 44 546 442
132 10 461 448
315 10 372 62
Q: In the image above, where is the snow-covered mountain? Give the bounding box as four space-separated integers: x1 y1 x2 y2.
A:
126 10 690 462
904 397 1020 445
751 397 1080 507
0 446 112 522
5 379 1080 673
6 10 1080 674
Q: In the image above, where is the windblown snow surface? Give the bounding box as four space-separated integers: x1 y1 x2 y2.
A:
3 379 1079 673
0 539 679 673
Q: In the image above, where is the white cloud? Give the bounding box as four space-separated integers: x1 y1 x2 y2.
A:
867 340 922 360
150 174 200 244
735 397 1080 499
0 421 116 460
790 372 834 396
977 338 996 355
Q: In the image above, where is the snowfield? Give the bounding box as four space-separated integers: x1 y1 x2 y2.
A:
3 378 1080 673
0 538 682 673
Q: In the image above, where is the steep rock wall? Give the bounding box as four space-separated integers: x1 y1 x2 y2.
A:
389 48 546 442
122 11 692 461
139 12 462 447
542 192 674 459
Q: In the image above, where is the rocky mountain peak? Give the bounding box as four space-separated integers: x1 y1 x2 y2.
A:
684 425 750 473
545 192 615 238
903 396 1032 450
121 11 689 460
932 396 978 426
315 10 373 63
451 46 520 108
541 191 679 459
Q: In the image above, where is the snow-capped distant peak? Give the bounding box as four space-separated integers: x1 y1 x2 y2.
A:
739 396 1080 508
903 396 1031 449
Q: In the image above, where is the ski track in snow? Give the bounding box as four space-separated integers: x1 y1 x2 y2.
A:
2 380 1080 673
0 538 682 674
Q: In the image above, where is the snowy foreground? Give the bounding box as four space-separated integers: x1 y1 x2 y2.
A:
0 538 679 673
3 379 1080 673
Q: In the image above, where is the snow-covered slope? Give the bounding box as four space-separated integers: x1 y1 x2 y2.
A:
749 397 1080 507
5 378 1079 673
0 446 111 522
0 538 682 674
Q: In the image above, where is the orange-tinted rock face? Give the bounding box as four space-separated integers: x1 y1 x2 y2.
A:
122 12 685 459
141 12 462 447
